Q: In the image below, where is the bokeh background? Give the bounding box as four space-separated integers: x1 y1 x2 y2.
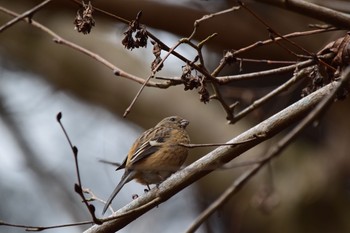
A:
1 0 350 232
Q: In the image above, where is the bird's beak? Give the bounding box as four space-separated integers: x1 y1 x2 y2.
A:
180 119 189 128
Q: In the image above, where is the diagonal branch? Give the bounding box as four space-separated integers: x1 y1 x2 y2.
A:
0 5 172 89
84 78 342 233
185 67 350 233
253 0 350 29
0 0 53 32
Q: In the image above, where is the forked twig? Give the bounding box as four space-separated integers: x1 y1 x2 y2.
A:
0 0 53 32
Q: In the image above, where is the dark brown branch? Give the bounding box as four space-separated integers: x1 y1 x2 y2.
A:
238 0 314 57
56 113 101 224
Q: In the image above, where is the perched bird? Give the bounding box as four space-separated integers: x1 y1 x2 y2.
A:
102 116 190 214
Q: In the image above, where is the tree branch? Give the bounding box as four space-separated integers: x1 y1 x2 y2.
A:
85 80 340 233
253 0 350 29
185 66 350 233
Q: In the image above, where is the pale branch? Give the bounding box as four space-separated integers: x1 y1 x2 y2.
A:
185 67 350 233
233 27 338 56
71 0 216 83
0 5 172 89
84 80 340 233
230 67 309 123
156 53 333 85
209 26 337 78
0 0 53 32
238 58 295 64
0 219 93 232
216 58 312 83
158 60 304 84
70 0 197 69
83 188 116 215
179 137 259 148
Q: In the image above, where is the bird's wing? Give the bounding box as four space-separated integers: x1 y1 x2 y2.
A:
116 155 127 171
129 126 171 165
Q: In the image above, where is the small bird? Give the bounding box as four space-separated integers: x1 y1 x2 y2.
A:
102 116 190 214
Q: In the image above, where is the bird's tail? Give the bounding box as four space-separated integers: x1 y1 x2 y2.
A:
102 171 135 215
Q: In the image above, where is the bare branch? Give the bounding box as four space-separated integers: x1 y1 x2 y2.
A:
0 5 172 89
0 219 93 232
233 27 338 56
253 0 350 29
0 0 53 32
231 67 309 123
189 5 241 40
57 113 102 224
185 66 350 233
179 136 259 148
85 80 341 232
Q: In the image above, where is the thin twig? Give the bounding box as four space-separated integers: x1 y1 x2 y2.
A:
123 6 227 117
238 0 314 57
70 0 129 24
233 27 338 56
231 68 309 123
210 27 336 78
123 40 184 117
156 54 333 84
56 113 102 224
189 5 241 40
70 0 213 81
0 220 93 232
0 5 172 89
217 59 312 83
0 0 53 32
180 136 259 148
210 82 235 122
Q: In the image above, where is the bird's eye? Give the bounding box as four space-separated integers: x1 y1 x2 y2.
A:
170 117 176 121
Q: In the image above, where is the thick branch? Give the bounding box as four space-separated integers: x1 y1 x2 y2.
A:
85 81 339 233
253 0 350 29
186 67 350 233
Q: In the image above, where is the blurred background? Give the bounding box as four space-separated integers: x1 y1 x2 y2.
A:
1 0 350 232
